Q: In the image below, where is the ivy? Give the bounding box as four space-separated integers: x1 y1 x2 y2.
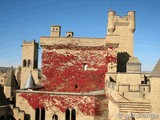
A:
21 45 116 116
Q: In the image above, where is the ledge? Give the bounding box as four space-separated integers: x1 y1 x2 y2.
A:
15 89 105 96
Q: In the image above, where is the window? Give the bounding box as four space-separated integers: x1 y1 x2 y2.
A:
35 108 45 120
28 60 31 67
71 109 76 120
41 107 45 120
65 109 70 120
143 88 145 92
52 114 58 120
83 63 87 71
35 108 39 120
75 85 78 89
23 59 27 67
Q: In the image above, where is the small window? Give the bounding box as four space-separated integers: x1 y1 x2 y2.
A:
83 63 87 71
52 114 58 120
143 88 145 92
28 60 31 67
23 59 27 67
75 85 78 89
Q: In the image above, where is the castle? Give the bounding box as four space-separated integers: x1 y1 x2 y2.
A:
0 9 160 120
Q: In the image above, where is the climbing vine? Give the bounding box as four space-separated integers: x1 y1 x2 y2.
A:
41 45 116 92
20 93 106 116
21 44 116 116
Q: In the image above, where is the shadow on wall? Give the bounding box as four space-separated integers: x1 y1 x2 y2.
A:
25 114 30 120
0 86 8 105
0 115 15 120
117 52 130 72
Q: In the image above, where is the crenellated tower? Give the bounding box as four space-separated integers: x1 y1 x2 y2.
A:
106 10 136 72
106 10 135 56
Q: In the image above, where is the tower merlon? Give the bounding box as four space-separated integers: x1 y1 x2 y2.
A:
22 40 38 46
108 10 116 33
128 11 136 33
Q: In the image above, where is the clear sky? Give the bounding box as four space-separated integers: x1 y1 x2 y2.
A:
0 0 160 71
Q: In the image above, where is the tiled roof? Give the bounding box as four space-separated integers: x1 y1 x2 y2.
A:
0 67 10 73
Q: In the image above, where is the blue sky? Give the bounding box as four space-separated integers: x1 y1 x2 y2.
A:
0 0 160 71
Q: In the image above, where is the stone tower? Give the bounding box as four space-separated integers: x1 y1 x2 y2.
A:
106 10 135 56
20 40 39 89
106 10 136 72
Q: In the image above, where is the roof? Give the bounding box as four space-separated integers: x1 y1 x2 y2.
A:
16 89 105 96
150 59 160 77
0 67 10 73
4 67 18 87
23 73 36 89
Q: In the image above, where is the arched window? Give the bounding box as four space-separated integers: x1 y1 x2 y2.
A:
35 108 39 120
23 59 27 67
41 107 45 120
52 114 58 120
28 60 31 67
65 109 70 120
71 109 76 120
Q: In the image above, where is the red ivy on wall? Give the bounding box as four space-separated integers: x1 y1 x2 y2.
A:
42 45 116 92
21 44 116 116
20 93 105 116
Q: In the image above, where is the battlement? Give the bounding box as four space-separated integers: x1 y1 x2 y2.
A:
107 81 150 93
107 10 135 34
22 40 38 46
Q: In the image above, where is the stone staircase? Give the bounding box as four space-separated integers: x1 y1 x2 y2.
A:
118 102 151 113
9 104 25 120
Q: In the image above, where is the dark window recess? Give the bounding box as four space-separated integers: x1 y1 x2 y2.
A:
23 59 27 67
52 114 58 120
65 109 70 120
71 109 76 120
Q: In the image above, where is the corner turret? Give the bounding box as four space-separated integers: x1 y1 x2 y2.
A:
107 10 116 33
128 11 136 33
